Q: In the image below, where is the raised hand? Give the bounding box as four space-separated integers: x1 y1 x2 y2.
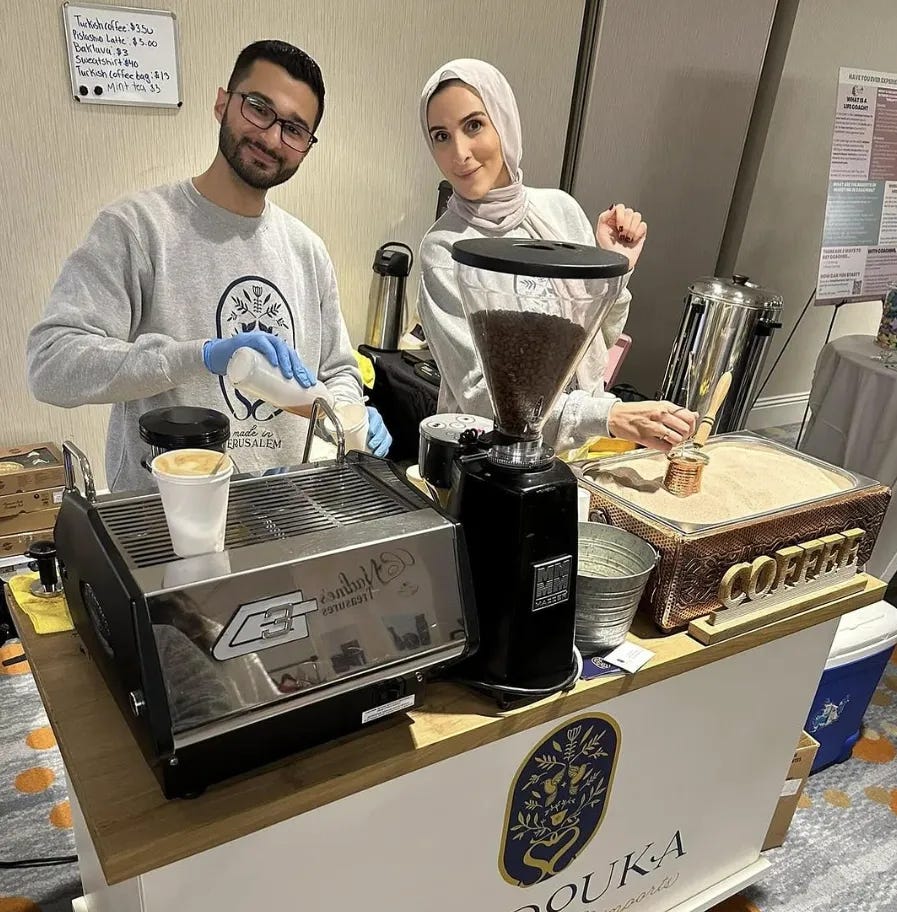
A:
595 203 647 271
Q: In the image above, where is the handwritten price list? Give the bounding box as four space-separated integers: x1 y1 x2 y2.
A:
63 4 181 107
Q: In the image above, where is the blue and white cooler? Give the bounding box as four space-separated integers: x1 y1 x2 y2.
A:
805 600 897 772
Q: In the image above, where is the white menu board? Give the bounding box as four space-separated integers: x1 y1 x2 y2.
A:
816 67 897 303
62 2 181 108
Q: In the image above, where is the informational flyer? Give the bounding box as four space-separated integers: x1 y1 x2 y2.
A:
816 67 897 303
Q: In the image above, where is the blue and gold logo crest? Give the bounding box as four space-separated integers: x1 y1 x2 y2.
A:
500 714 620 887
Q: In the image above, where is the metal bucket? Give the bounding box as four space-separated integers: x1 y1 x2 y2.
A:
575 522 658 654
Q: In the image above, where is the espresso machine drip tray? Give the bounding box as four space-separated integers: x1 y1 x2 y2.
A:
55 449 477 798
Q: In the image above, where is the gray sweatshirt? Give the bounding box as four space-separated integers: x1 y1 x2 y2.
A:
418 187 630 453
27 180 361 492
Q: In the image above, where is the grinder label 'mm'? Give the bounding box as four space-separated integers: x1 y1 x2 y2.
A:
532 555 573 611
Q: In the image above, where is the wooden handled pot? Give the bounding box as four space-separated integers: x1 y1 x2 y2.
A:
664 371 733 496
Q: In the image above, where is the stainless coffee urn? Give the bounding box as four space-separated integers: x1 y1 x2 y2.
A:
660 274 783 433
365 242 413 350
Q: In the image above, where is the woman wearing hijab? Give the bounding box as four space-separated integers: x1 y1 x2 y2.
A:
418 59 697 453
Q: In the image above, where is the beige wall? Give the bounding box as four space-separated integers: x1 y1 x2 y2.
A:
570 0 778 395
724 0 893 401
2 0 581 487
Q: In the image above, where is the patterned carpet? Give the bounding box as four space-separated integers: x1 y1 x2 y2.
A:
0 640 79 912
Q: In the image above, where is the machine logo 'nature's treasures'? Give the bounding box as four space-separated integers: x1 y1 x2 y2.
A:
500 714 620 887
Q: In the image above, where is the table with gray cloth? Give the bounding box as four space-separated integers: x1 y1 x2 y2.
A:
801 333 897 582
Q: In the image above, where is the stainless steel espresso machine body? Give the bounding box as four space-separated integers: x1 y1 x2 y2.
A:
420 238 630 705
660 275 783 433
56 444 477 798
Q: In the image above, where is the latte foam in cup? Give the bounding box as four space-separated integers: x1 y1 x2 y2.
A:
153 449 230 477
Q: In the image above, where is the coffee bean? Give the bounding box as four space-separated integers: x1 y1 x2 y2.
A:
470 310 587 438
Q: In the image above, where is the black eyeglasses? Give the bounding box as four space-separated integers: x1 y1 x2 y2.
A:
229 92 318 153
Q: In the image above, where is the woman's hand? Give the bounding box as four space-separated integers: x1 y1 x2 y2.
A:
595 204 647 271
607 400 698 453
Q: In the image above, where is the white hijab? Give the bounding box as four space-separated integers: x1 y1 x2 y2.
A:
420 59 609 394
419 58 560 238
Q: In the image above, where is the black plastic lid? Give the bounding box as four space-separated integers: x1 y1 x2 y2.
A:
373 242 413 277
139 407 230 448
451 238 629 279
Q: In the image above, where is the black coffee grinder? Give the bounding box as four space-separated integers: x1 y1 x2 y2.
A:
428 238 629 703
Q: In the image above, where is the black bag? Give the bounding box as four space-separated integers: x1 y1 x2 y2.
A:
358 346 440 463
608 383 649 403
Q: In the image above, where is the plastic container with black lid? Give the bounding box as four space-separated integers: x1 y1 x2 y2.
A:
139 407 230 470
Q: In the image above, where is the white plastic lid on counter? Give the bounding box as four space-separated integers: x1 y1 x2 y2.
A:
826 600 897 669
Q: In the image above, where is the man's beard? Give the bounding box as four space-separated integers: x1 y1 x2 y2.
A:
218 121 299 190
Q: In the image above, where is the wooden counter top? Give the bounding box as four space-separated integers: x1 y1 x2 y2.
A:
9 575 883 885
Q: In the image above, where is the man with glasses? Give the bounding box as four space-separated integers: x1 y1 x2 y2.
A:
27 40 391 492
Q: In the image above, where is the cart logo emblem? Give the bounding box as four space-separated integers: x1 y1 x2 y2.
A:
500 714 620 887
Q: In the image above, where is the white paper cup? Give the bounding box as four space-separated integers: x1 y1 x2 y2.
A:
162 550 232 588
325 401 369 454
405 464 430 497
151 449 234 558
578 486 591 523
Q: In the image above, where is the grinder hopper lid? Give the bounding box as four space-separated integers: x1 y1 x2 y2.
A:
452 238 629 278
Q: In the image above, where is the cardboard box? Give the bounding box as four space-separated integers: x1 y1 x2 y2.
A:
788 731 819 779
0 444 65 496
0 527 54 558
0 487 63 520
0 508 59 536
763 731 819 850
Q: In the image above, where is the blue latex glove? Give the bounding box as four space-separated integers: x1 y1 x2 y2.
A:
366 406 392 458
203 331 315 387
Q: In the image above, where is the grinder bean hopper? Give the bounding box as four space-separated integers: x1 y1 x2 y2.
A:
426 238 629 702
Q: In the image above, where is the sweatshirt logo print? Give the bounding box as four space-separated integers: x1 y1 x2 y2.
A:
215 275 296 423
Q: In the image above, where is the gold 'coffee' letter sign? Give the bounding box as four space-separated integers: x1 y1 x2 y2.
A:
712 528 864 625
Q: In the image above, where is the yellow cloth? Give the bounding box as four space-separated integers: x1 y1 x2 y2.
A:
354 351 376 388
559 436 638 463
9 573 73 634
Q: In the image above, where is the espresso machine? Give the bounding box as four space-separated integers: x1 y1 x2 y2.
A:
421 238 629 703
55 441 478 798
